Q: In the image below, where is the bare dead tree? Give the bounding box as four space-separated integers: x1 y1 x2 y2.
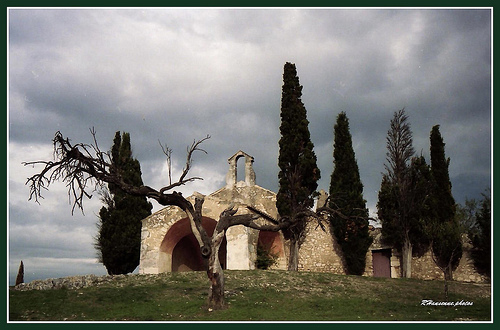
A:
23 129 304 309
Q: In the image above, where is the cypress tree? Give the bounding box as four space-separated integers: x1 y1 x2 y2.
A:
95 132 152 275
406 155 433 256
429 125 462 281
377 109 430 278
470 191 491 278
430 125 456 221
277 62 320 271
329 112 372 275
15 260 24 286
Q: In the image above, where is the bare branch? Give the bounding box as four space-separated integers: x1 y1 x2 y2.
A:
159 135 211 194
246 205 280 225
180 135 210 182
316 205 349 219
24 131 110 213
216 205 287 233
158 140 173 186
23 130 211 215
98 185 114 209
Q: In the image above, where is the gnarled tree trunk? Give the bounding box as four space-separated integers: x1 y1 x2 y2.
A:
202 204 290 308
207 229 226 310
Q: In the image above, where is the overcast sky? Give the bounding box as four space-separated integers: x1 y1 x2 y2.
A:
8 8 492 284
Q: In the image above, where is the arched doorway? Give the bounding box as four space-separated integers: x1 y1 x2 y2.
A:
159 217 226 272
171 234 205 272
257 231 284 269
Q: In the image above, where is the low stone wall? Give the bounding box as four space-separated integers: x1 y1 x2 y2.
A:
411 242 489 283
297 225 488 283
12 274 129 291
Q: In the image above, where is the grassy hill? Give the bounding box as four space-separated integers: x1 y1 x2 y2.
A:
9 270 491 321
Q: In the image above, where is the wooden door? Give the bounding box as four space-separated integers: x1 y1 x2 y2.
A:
372 249 391 278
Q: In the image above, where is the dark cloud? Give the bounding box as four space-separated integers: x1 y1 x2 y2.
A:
8 8 491 284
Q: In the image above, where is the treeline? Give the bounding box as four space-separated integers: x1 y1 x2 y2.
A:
277 63 490 281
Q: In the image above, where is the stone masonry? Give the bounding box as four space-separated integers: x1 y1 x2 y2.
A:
139 151 287 274
139 151 488 283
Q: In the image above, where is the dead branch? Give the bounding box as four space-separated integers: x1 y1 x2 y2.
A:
159 135 210 194
23 131 110 213
214 205 289 235
246 205 280 225
24 129 214 260
158 140 173 186
23 130 210 214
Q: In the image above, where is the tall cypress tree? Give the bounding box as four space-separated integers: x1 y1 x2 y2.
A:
95 132 152 275
377 109 431 277
277 62 320 271
329 112 372 275
429 125 462 281
430 125 456 222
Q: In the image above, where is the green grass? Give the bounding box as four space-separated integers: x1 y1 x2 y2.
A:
9 270 491 321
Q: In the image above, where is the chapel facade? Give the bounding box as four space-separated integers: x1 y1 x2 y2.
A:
139 151 288 274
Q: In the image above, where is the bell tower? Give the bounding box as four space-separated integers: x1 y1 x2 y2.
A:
225 150 256 188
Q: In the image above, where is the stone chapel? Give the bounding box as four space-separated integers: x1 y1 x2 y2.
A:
139 151 288 274
139 151 488 283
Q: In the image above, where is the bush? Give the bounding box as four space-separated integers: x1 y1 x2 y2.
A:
255 245 278 270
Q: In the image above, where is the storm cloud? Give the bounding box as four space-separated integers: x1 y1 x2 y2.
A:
8 8 491 284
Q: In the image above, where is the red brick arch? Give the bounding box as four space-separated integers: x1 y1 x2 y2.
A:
160 217 226 272
258 230 284 257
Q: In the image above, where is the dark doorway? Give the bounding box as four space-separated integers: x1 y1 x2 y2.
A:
171 232 227 272
372 249 391 278
161 217 227 272
172 235 205 272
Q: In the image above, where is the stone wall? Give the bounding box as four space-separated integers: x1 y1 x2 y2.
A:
411 240 489 283
297 225 487 283
367 229 488 283
298 220 345 274
139 181 288 274
12 274 127 291
139 198 191 274
454 242 489 283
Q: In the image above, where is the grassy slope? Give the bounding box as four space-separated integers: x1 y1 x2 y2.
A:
9 270 491 321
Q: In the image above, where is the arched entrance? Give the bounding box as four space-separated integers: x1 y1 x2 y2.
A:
159 217 227 272
257 230 285 268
